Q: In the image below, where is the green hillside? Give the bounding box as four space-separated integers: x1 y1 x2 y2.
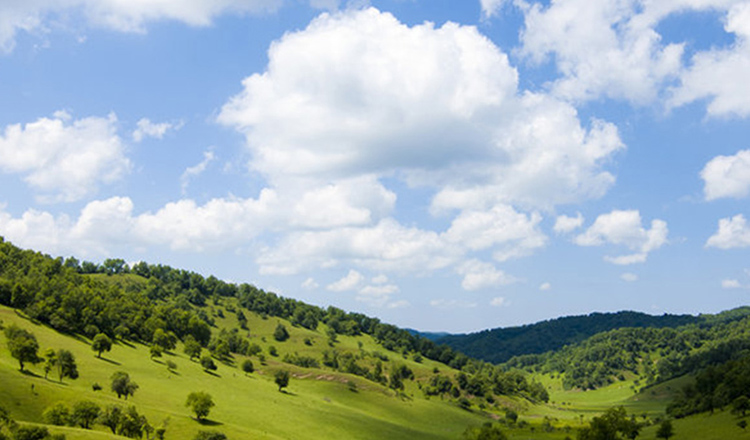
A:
2 237 750 440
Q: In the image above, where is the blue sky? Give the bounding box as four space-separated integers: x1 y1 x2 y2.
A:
1 0 750 333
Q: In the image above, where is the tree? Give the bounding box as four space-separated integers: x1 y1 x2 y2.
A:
91 333 112 358
241 359 254 375
152 328 177 352
656 420 673 440
43 403 70 426
55 349 78 382
732 396 750 417
118 406 150 438
111 372 139 399
200 355 217 372
4 325 41 371
70 400 100 429
98 405 123 434
42 349 57 379
273 323 289 342
275 370 290 392
184 335 202 361
462 423 507 440
186 392 215 421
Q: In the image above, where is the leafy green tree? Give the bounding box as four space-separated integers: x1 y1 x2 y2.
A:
183 335 202 361
55 349 78 382
656 420 673 440
193 431 227 440
110 372 139 399
70 400 100 429
738 420 747 430
462 422 507 440
150 344 163 359
152 329 176 352
273 323 289 342
166 360 177 372
4 325 41 371
275 370 290 392
186 392 215 421
118 406 150 438
200 355 217 372
91 334 112 358
241 359 254 375
733 396 750 417
42 349 56 379
43 403 70 426
578 407 639 440
97 405 123 434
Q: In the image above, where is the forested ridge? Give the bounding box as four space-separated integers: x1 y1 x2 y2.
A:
437 311 701 364
502 308 750 391
0 237 549 404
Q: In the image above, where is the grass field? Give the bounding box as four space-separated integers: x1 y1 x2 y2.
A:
0 304 494 439
2 301 748 440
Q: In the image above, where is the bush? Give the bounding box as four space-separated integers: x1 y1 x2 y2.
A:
193 431 227 440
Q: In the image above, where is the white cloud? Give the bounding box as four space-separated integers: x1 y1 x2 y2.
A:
539 282 551 291
301 278 319 289
132 118 181 142
706 214 750 249
554 212 584 233
575 209 668 264
722 278 742 289
670 2 750 118
621 272 638 282
181 150 216 194
517 0 684 104
326 269 365 292
489 296 506 307
457 259 516 291
219 8 624 211
0 0 338 54
444 205 546 262
480 0 508 18
0 111 130 202
357 283 400 307
701 150 750 200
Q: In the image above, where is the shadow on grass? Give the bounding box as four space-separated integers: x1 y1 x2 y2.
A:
279 390 297 397
20 369 41 378
204 370 221 378
167 370 181 376
118 340 136 349
197 419 223 427
97 357 121 366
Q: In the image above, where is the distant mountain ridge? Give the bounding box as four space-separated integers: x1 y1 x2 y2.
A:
436 310 701 364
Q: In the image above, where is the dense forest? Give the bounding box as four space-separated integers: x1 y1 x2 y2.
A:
438 311 701 364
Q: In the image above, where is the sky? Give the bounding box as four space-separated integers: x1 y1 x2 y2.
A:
1 0 750 333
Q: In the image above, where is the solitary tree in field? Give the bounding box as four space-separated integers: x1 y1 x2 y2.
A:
733 396 750 417
4 325 41 371
92 333 112 358
656 420 674 440
111 371 139 400
200 355 217 372
186 392 214 421
241 359 254 375
273 323 289 342
275 370 290 392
